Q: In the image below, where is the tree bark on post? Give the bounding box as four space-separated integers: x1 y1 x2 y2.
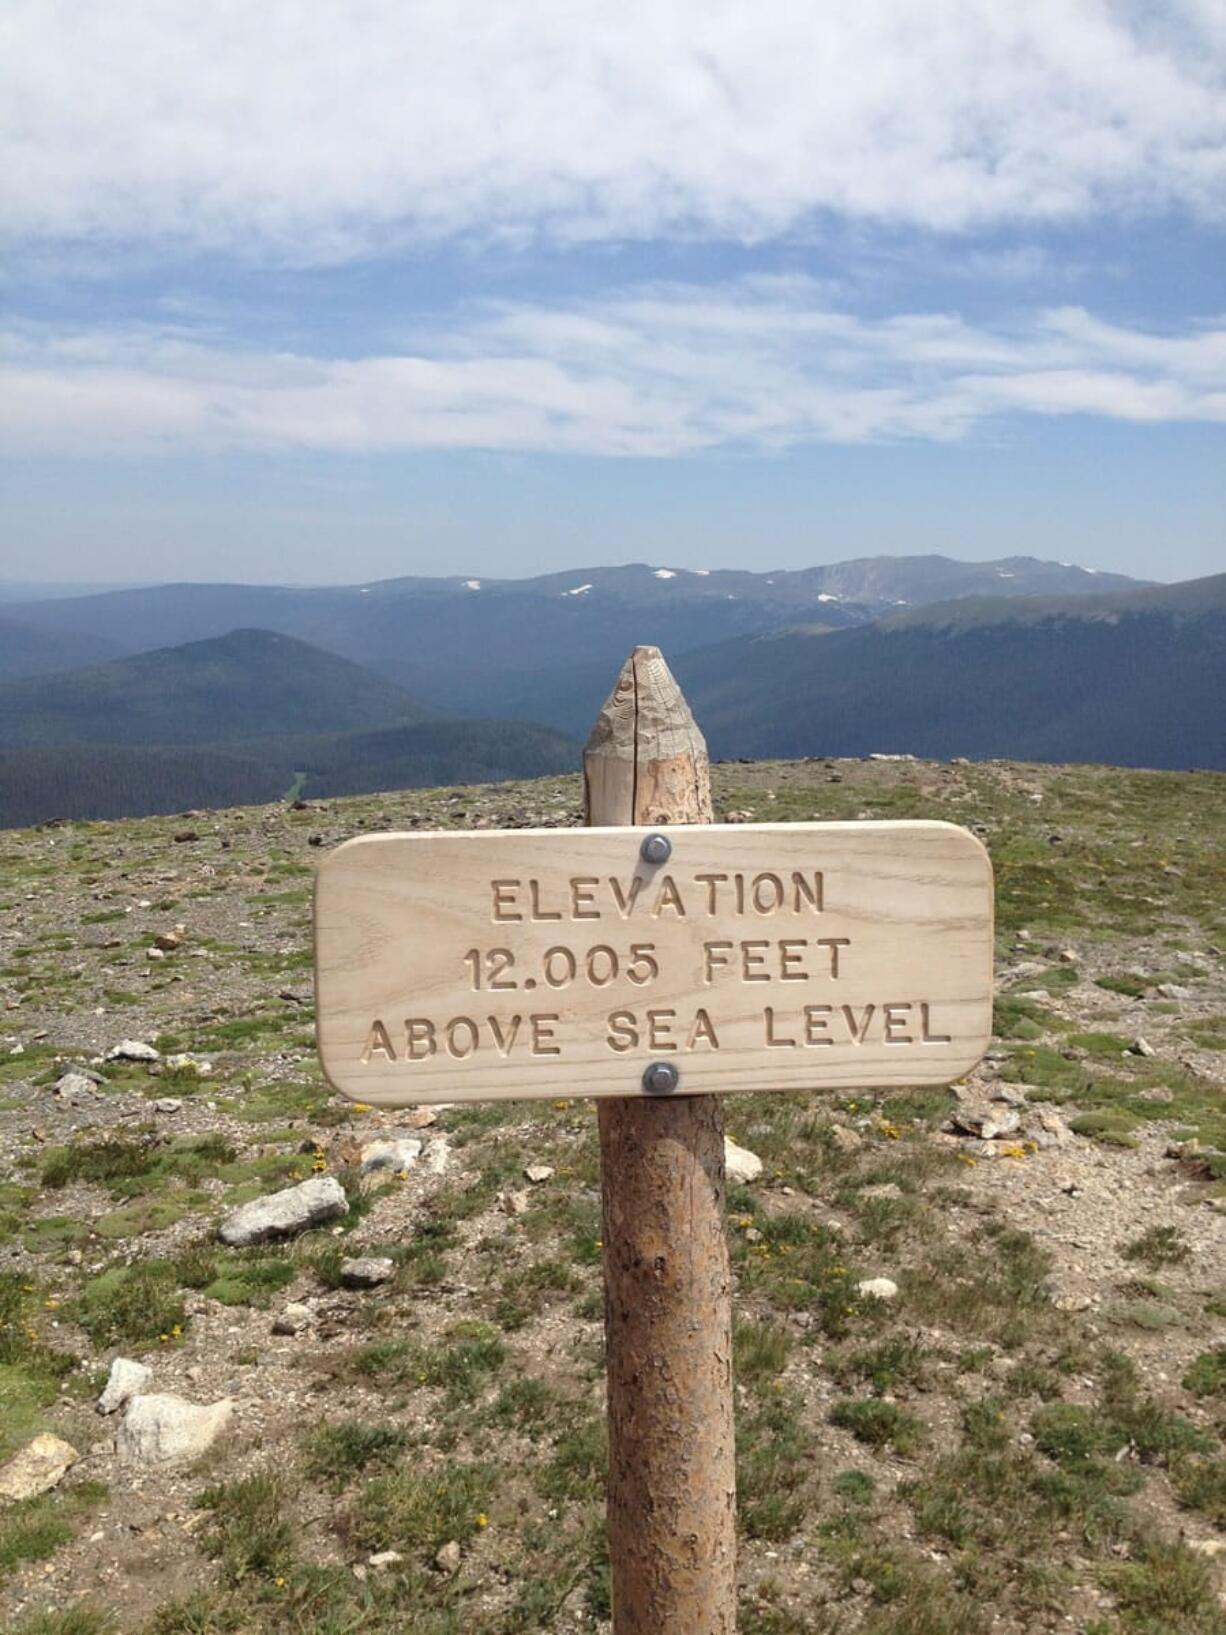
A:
584 645 737 1635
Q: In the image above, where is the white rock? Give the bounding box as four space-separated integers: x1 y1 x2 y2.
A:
106 1039 160 1063
524 1164 554 1184
218 1176 347 1246
0 1434 79 1502
360 1137 422 1176
422 1138 451 1175
272 1302 312 1335
724 1137 764 1184
340 1256 395 1288
501 1190 530 1217
435 1539 462 1574
146 947 165 961
369 1549 404 1570
856 1278 899 1302
1129 1036 1157 1058
116 1394 234 1466
97 1356 152 1415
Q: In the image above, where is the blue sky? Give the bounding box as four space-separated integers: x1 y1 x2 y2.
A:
2 2 1224 586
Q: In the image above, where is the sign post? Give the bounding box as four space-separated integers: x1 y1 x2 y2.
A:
583 645 737 1635
313 644 994 1635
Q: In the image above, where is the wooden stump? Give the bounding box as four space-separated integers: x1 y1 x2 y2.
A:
584 645 737 1635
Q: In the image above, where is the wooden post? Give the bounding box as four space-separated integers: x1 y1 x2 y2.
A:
584 645 737 1635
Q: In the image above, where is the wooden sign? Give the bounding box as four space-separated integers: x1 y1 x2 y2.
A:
314 819 993 1106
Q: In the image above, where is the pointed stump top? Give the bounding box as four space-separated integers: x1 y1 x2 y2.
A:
583 646 713 827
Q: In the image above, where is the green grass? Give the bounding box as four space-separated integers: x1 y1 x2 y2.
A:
830 1397 926 1455
75 1260 186 1349
174 1242 296 1307
0 1272 77 1459
354 1321 507 1405
197 1472 297 1586
40 1133 237 1195
1121 1225 1191 1269
6 1608 117 1635
733 1317 795 1388
0 1485 107 1582
737 1392 814 1541
352 1463 492 1558
305 1420 407 1489
1184 1348 1226 1398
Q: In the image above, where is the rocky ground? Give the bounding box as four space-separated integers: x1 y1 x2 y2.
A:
0 755 1224 1635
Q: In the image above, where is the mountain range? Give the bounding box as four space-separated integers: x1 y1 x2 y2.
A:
2 553 1221 828
2 555 1142 710
679 570 1226 769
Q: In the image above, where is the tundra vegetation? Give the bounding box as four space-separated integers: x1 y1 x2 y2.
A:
0 755 1223 1633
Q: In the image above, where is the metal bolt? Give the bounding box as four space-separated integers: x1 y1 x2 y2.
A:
640 832 672 865
642 1060 680 1095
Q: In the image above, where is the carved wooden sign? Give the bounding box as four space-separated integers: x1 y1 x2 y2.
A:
314 820 993 1106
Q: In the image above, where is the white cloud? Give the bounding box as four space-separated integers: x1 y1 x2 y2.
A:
3 279 1225 457
1 2 1224 260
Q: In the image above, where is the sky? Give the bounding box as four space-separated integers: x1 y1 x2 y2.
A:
2 1 1225 587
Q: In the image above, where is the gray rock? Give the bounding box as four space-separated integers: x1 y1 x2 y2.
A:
272 1302 312 1335
828 1124 864 1155
962 1139 1005 1160
54 1070 96 1103
1128 1036 1157 1058
0 1435 79 1502
501 1189 531 1217
97 1356 152 1415
340 1256 395 1288
218 1176 347 1246
1030 1112 1072 1149
359 1137 422 1175
856 1277 899 1302
116 1394 233 1466
1157 984 1194 1001
724 1137 764 1184
106 1038 160 1062
153 1098 182 1114
988 1083 1029 1106
944 1105 1021 1141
